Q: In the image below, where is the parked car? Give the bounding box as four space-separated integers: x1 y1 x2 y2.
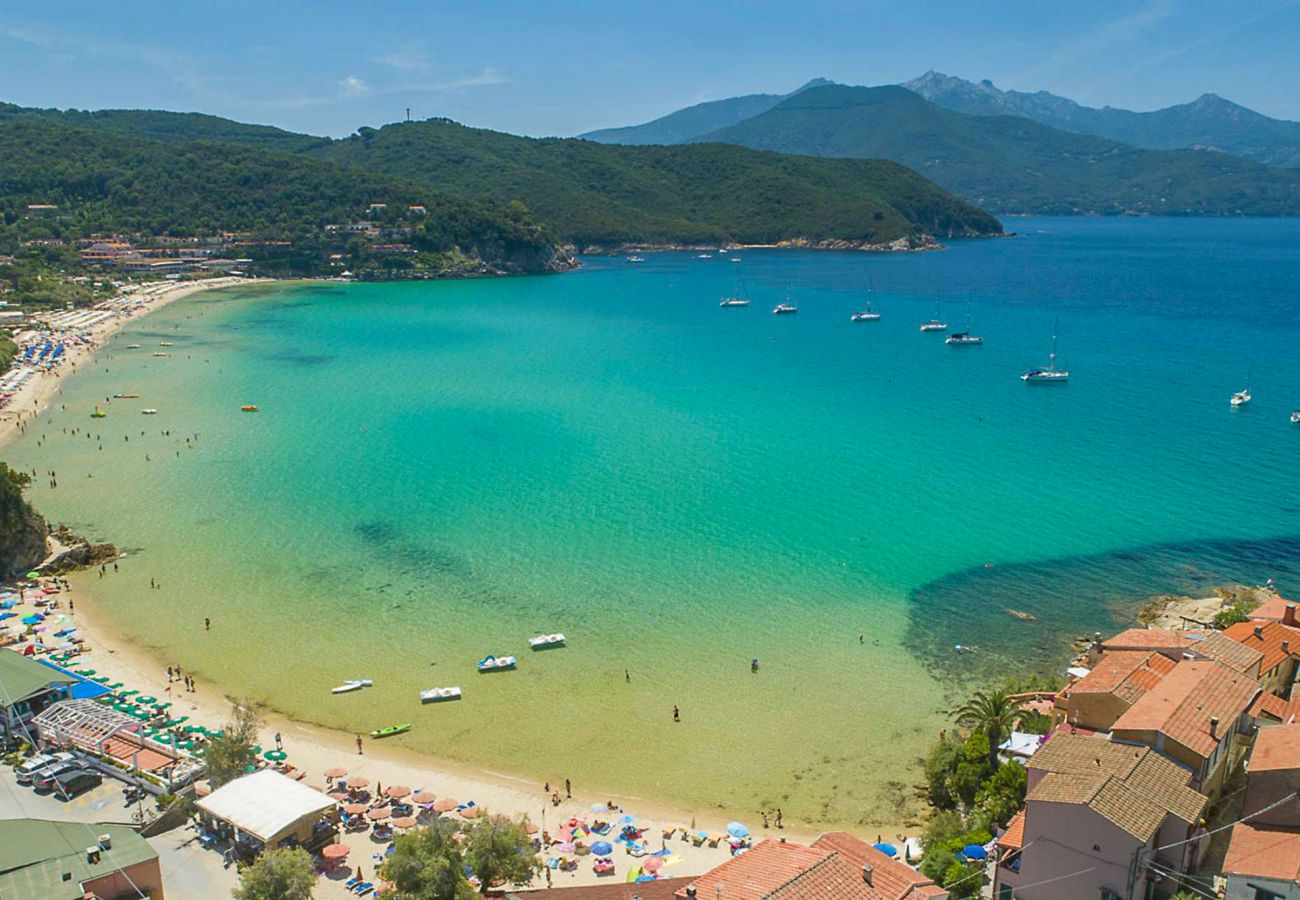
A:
17 752 76 785
51 770 102 799
31 762 81 792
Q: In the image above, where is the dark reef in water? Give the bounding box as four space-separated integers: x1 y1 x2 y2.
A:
906 534 1300 684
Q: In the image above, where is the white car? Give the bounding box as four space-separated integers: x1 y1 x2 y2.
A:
16 752 76 785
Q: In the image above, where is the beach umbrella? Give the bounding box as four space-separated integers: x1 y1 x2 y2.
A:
328 792 348 802
962 844 988 862
322 843 350 860
433 799 457 813
642 855 664 874
523 822 539 835
344 804 368 816
459 806 480 819
872 842 897 857
346 777 370 790
21 615 42 625
726 822 750 839
324 767 348 779
367 807 392 821
264 750 288 762
411 791 436 804
392 816 417 829
385 785 411 799
136 696 157 705
557 842 576 854
591 841 613 856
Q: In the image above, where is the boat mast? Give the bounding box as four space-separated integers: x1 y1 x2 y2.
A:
1049 316 1059 371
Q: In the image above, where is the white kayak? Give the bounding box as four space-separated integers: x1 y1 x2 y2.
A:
419 686 462 703
331 679 373 694
142 408 158 415
529 633 566 650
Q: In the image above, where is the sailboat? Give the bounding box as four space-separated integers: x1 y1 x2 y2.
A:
919 296 947 332
851 277 882 322
720 269 751 307
946 299 983 345
773 283 798 315
1022 318 1069 383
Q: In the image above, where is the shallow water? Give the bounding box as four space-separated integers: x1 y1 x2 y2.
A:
11 216 1300 827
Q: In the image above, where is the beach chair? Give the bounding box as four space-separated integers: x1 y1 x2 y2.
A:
352 882 373 895
344 876 361 889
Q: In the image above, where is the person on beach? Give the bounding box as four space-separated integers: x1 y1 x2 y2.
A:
564 778 571 798
204 617 210 631
751 658 759 673
625 669 630 683
673 705 680 722
166 666 173 682
356 735 363 755
544 781 549 794
775 809 783 829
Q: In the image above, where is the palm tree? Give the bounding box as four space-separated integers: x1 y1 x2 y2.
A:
955 689 1024 770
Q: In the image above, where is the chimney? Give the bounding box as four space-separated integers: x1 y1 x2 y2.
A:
1285 640 1291 654
1286 604 1297 628
1210 717 1220 739
97 834 112 851
863 863 874 886
685 887 697 898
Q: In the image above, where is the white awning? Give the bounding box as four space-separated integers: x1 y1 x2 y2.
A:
196 769 335 844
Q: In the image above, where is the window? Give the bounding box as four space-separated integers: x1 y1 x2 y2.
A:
1100 890 1122 900
997 886 1014 900
1252 887 1286 900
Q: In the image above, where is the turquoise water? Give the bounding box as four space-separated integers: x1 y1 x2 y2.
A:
9 216 1300 827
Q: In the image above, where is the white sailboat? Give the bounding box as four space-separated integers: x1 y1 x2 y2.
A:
920 296 947 332
720 269 751 307
773 283 798 315
851 277 882 322
945 299 983 345
1022 318 1068 383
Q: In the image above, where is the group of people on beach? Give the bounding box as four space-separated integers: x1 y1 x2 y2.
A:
167 665 197 692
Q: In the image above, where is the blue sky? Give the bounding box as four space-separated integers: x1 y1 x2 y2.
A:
1 1 1297 137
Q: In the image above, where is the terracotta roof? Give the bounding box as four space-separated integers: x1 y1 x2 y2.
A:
1221 822 1300 882
1249 722 1300 772
1029 732 1149 780
1286 693 1300 725
1071 652 1156 694
1028 772 1169 842
811 833 947 899
1223 620 1300 674
1147 654 1178 675
1249 692 1289 721
508 879 689 899
1110 660 1260 759
1103 629 1196 650
1121 753 1207 826
1189 631 1264 674
674 840 830 900
1248 595 1298 624
996 812 1025 851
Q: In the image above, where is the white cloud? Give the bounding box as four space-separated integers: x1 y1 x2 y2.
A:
339 74 369 98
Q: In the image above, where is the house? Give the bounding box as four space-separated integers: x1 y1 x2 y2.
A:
1109 659 1260 794
0 820 165 898
1054 651 1177 731
993 733 1208 900
1095 629 1263 678
79 241 136 263
1224 619 1300 695
195 768 338 854
503 880 689 898
1221 723 1300 899
672 834 948 899
1248 598 1298 625
0 650 75 746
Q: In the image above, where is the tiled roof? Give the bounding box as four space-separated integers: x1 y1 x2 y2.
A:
1222 822 1300 882
674 840 830 900
508 879 689 899
1110 660 1260 759
1071 652 1157 695
1223 620 1300 674
1249 722 1300 772
1122 753 1207 826
1028 772 1168 842
996 812 1026 851
811 832 947 899
1286 693 1300 725
1248 692 1289 721
1028 732 1148 780
1103 629 1196 650
1190 631 1264 674
1248 595 1298 623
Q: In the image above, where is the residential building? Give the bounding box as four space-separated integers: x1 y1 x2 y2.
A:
1221 723 1300 900
0 651 74 746
1055 651 1177 731
0 819 165 899
671 834 948 899
993 733 1208 900
1224 620 1300 695
79 241 136 263
1094 628 1264 678
1109 659 1260 794
1249 598 1299 626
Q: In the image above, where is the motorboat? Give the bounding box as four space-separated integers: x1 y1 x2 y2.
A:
126 344 141 349
529 633 566 650
113 394 141 399
419 686 462 703
477 655 517 672
1022 319 1068 383
696 253 713 259
626 256 645 263
1292 411 1300 424
1231 389 1251 407
241 405 259 412
152 352 168 357
141 408 158 415
159 341 173 347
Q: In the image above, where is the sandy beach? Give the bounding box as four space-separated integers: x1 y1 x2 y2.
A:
0 277 254 452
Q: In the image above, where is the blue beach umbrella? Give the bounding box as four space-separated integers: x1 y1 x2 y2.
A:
726 822 750 839
591 841 613 856
873 842 897 857
21 615 42 626
962 844 988 861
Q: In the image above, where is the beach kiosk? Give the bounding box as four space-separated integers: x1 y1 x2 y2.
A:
196 769 338 859
0 651 74 748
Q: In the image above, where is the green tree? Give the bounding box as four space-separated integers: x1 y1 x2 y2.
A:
383 817 477 900
954 689 1024 770
232 847 315 900
204 700 261 788
971 758 1027 833
923 732 965 809
952 731 995 808
465 814 542 892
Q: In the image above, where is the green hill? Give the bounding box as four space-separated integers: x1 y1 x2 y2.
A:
0 119 565 276
307 118 1002 246
694 84 1300 216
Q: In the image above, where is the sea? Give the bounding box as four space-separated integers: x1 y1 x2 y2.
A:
9 216 1300 828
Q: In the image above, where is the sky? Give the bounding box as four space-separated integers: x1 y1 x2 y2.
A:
1 0 1298 137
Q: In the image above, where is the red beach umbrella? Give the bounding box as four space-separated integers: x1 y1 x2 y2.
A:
344 804 369 816
433 798 457 813
345 777 370 789
322 844 350 860
367 806 392 821
385 785 411 799
412 791 436 804
392 816 417 829
324 767 348 779
459 806 480 819
328 792 349 802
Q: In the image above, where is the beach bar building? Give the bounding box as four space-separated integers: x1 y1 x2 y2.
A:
0 650 74 746
196 769 338 856
0 819 165 899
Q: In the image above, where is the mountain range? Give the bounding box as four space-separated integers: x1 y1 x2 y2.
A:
582 77 1300 216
